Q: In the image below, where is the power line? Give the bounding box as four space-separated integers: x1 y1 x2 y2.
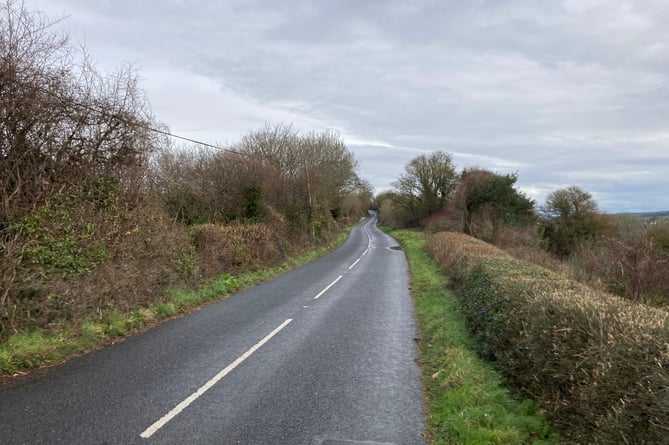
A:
141 123 247 156
33 84 251 157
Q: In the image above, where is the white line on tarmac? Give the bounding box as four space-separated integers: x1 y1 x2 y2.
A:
362 248 369 257
348 258 361 270
139 318 293 439
313 275 343 300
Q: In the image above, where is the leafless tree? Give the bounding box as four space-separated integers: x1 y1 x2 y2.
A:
392 151 458 226
1 0 159 334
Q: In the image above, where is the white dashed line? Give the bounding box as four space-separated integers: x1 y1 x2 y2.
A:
348 258 361 270
139 319 293 439
313 275 343 300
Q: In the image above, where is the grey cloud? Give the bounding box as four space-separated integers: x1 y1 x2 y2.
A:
26 0 669 211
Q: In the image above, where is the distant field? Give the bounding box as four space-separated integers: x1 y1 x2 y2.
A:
614 210 669 221
622 210 669 220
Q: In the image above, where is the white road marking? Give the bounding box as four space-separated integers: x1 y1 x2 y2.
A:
361 248 369 257
348 258 361 270
313 275 343 300
139 318 293 439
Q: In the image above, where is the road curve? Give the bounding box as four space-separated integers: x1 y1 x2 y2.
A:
0 215 425 444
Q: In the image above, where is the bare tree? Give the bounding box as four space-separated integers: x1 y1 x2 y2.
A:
236 124 360 235
393 151 458 225
0 1 155 220
1 0 159 334
541 186 603 257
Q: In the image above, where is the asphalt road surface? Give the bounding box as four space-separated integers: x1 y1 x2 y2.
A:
0 214 425 444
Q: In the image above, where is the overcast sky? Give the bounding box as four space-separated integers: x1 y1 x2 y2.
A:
29 0 669 212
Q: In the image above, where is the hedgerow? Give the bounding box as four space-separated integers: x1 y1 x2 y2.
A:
427 232 669 445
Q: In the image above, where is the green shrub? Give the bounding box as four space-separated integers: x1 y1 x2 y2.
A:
101 312 128 337
209 274 238 296
153 302 176 319
431 232 669 444
80 322 104 342
394 230 558 444
14 201 108 277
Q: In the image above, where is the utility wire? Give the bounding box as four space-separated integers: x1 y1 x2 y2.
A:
33 84 251 157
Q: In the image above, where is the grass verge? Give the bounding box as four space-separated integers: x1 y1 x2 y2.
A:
429 231 669 444
390 229 558 445
0 227 351 378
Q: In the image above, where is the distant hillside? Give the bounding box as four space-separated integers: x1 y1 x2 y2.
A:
621 211 669 219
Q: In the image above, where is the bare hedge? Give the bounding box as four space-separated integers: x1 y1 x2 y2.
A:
427 232 669 445
191 223 284 277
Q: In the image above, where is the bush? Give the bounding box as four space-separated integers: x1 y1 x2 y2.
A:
1 198 196 336
191 222 283 276
429 232 669 444
649 221 669 255
494 226 567 275
0 1 164 337
13 198 110 278
426 231 511 285
566 219 669 307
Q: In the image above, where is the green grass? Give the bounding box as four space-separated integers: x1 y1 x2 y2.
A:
166 274 239 311
390 229 559 445
0 227 351 377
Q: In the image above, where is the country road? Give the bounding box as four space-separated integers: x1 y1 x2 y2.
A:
0 215 425 444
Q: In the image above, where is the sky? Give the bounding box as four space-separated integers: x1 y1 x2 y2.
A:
27 0 669 213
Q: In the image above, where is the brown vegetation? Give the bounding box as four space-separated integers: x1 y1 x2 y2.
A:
379 149 668 307
191 223 283 277
567 218 669 307
0 0 163 335
390 151 458 226
499 217 669 309
378 162 535 243
427 231 669 445
0 2 370 341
